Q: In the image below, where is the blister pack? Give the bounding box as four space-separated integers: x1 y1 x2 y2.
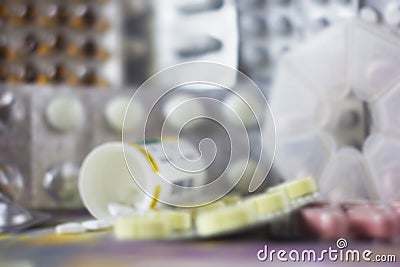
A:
0 0 122 87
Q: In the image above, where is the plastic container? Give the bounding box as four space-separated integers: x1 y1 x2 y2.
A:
363 133 400 202
273 131 335 182
269 19 400 202
319 148 379 202
371 83 400 135
78 139 207 221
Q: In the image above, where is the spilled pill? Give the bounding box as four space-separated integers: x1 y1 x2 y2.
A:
81 219 113 231
55 222 85 234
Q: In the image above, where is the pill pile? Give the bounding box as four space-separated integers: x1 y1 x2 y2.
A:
55 177 319 240
55 220 112 234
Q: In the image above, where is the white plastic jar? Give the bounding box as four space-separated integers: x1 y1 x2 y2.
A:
78 139 207 221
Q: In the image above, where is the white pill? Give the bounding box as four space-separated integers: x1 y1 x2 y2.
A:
81 219 113 231
107 202 136 217
162 95 205 129
385 3 400 26
55 222 85 234
46 96 84 132
360 6 379 23
176 0 222 13
222 92 262 128
104 96 143 133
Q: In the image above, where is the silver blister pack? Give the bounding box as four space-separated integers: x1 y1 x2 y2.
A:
1 75 276 209
152 0 239 87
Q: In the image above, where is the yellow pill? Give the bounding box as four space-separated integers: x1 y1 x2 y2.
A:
283 177 318 199
159 210 192 231
114 214 170 240
195 204 254 236
244 190 289 216
266 183 285 193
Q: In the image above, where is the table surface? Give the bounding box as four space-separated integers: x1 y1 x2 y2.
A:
1 224 400 267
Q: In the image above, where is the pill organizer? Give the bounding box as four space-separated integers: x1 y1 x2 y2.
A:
268 19 400 203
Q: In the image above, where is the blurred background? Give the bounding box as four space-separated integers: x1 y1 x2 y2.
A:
1 0 400 266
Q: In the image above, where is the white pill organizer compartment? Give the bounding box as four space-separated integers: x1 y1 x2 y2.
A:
269 19 400 202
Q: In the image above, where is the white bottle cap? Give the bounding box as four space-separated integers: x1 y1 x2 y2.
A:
78 142 153 221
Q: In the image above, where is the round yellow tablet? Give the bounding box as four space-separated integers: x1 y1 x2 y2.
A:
283 177 318 199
